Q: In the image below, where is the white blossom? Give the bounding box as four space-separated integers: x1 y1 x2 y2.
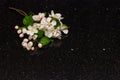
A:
44 17 57 30
27 26 38 36
41 17 56 29
15 11 69 51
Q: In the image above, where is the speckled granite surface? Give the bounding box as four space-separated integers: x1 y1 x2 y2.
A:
0 0 120 80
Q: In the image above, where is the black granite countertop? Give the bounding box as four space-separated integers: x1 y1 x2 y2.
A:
0 0 120 80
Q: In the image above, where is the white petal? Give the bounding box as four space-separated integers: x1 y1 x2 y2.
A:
28 26 32 30
54 31 61 37
51 10 54 16
47 17 52 22
27 31 30 35
41 18 47 25
32 15 41 21
51 20 56 26
33 23 40 28
47 34 52 38
38 13 45 18
47 26 54 30
39 25 44 30
45 31 52 38
22 28 27 33
34 29 38 33
27 31 34 36
55 13 61 18
63 29 68 34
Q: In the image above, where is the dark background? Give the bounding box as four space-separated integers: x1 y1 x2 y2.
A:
0 0 120 80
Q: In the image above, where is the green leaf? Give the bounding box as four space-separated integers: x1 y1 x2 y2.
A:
37 30 44 38
40 37 53 46
23 15 34 26
54 19 61 28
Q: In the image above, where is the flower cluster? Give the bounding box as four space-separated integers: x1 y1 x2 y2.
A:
15 10 69 50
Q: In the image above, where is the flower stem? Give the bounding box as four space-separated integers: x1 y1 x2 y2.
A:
9 7 27 16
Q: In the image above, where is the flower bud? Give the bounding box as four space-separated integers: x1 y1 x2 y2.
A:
15 25 19 29
17 30 21 34
19 33 24 38
38 43 42 48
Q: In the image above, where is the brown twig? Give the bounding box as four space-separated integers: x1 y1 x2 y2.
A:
9 7 27 16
